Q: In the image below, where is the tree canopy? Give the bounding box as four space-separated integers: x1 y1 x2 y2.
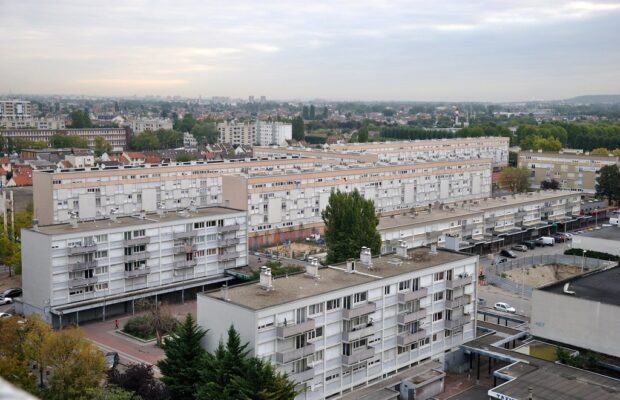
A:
50 134 88 149
94 136 112 156
498 167 531 193
68 110 93 128
520 135 562 151
595 164 620 204
322 189 382 264
130 129 182 150
191 122 219 145
357 127 369 143
292 116 304 141
175 113 198 133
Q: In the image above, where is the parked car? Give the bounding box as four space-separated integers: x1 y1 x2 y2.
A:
105 352 119 370
520 240 536 250
511 244 528 252
0 312 12 318
494 302 516 313
500 249 518 258
493 258 508 265
0 297 13 306
1 288 22 299
552 234 565 243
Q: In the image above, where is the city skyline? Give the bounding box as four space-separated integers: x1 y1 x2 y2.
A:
1 0 620 102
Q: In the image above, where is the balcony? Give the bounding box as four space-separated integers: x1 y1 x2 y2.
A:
445 275 473 289
396 329 426 347
342 346 375 366
398 288 428 303
125 268 150 278
277 319 315 339
342 302 376 319
289 367 314 383
275 343 316 364
218 224 240 233
123 237 150 246
342 323 376 342
173 231 197 240
124 252 150 262
219 238 240 247
69 260 97 271
218 252 238 262
67 244 97 255
69 276 98 289
174 244 196 254
173 259 197 269
397 309 427 325
445 315 471 329
445 295 471 309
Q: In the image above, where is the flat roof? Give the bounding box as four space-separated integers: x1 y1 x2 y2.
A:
579 227 620 241
540 266 620 307
30 206 244 236
520 151 620 161
204 248 475 310
379 191 578 231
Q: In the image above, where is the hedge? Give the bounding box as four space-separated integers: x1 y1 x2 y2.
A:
564 248 620 262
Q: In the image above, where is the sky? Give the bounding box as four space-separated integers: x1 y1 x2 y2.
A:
1 0 620 102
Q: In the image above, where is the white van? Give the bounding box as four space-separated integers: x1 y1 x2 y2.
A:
610 217 619 226
538 236 555 246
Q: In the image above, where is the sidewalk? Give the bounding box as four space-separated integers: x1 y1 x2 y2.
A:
82 299 198 366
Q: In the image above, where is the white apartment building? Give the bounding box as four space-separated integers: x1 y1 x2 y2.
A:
256 121 293 146
379 191 583 254
0 100 32 122
0 117 66 130
183 132 198 148
198 246 477 400
21 206 247 327
125 118 173 133
217 121 256 145
0 128 129 150
33 157 332 225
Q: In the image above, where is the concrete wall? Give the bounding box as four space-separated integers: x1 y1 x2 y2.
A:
32 172 53 225
221 175 248 211
531 289 620 358
21 228 52 315
197 294 257 354
572 235 620 256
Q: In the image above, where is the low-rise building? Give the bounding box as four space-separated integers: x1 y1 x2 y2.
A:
198 246 477 400
518 150 620 194
125 118 173 133
20 206 247 327
0 128 130 150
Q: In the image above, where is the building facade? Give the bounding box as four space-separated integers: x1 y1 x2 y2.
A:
126 118 173 133
0 100 32 123
518 150 620 194
0 128 129 150
217 121 256 145
21 206 247 327
256 121 293 146
198 247 478 400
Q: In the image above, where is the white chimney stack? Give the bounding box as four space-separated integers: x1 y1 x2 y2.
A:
396 240 408 258
258 266 274 291
346 258 356 273
305 257 320 278
360 246 372 266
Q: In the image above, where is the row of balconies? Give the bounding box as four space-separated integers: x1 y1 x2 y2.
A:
275 343 316 364
341 346 375 366
124 251 151 262
171 224 241 240
445 295 471 309
342 323 375 342
397 308 427 325
125 268 150 278
68 276 98 289
398 288 428 303
396 329 427 346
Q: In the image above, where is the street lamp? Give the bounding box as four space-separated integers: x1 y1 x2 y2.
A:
581 249 586 274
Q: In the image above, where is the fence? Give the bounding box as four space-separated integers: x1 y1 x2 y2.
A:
486 254 615 298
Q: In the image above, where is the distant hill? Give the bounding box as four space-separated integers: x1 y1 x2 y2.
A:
562 95 620 105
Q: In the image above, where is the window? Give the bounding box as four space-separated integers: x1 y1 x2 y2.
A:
432 333 439 342
326 299 341 311
433 311 443 322
307 327 323 341
195 250 205 257
434 291 444 301
353 291 367 303
313 349 324 363
445 329 452 338
384 285 391 295
398 280 410 291
308 303 323 315
412 278 420 291
95 266 108 275
95 234 107 242
194 222 205 229
95 282 108 291
95 250 108 259
133 229 146 238
325 371 340 382
434 272 445 281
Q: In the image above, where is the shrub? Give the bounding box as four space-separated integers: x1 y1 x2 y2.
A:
123 315 178 340
564 248 620 262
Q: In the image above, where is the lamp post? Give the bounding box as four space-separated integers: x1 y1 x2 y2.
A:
581 249 586 274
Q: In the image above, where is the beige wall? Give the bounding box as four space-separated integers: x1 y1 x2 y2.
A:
221 175 248 210
33 172 53 225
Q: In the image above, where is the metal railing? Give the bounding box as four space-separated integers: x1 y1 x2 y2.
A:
445 315 471 329
341 346 375 366
397 309 427 325
277 319 316 339
67 244 97 255
445 295 471 309
218 224 240 233
173 231 197 239
124 268 150 278
396 329 426 346
342 323 376 342
275 343 316 364
173 259 197 269
124 252 151 262
69 260 97 271
342 302 376 319
68 276 98 288
445 275 473 289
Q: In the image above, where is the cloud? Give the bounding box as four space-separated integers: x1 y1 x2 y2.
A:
245 43 281 53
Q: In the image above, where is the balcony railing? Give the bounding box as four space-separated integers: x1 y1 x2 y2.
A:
173 231 197 240
219 238 240 247
69 260 97 271
342 302 376 319
275 343 316 364
123 237 150 246
67 244 97 255
218 252 238 262
173 259 197 269
445 295 471 309
174 244 196 253
277 319 315 339
68 276 98 289
445 275 473 289
342 346 375 366
342 323 376 342
397 309 427 325
124 268 150 278
218 224 240 233
396 329 426 347
398 288 428 303
289 367 314 383
445 315 471 329
124 252 151 262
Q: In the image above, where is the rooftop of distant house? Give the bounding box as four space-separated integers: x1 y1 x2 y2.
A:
203 247 475 310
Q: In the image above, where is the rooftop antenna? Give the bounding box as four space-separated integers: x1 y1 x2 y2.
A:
110 207 120 222
68 211 79 228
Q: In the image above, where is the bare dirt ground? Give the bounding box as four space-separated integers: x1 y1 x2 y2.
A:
504 264 583 288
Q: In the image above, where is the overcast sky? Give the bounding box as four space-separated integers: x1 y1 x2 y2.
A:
1 0 619 101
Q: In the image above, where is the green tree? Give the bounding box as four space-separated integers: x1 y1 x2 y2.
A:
591 147 610 155
498 167 531 193
613 149 620 157
595 164 620 204
94 136 112 157
520 135 562 151
309 105 315 120
292 116 304 141
175 114 197 133
155 129 183 149
158 314 206 400
50 134 88 149
131 131 160 150
508 151 518 167
321 189 382 264
90 386 140 400
68 110 93 128
192 122 219 145
357 127 369 143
